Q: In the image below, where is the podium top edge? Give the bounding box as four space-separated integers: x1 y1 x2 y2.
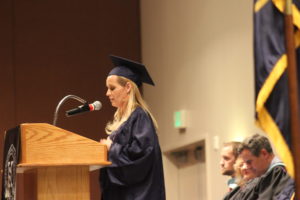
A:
18 161 112 167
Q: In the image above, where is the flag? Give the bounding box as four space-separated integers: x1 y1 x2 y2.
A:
254 0 300 178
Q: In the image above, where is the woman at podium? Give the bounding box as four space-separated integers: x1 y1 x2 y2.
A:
99 55 166 200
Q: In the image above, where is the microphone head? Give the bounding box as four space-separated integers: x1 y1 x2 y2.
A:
92 101 102 111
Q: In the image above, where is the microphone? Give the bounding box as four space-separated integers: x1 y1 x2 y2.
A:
66 101 102 117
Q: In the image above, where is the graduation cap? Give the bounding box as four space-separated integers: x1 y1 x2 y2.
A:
108 55 155 87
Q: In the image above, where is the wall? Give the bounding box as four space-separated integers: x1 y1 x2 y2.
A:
141 0 255 199
0 0 141 199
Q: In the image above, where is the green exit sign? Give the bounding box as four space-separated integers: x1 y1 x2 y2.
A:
174 110 186 128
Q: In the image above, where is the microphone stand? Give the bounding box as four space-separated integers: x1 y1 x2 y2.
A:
53 95 87 126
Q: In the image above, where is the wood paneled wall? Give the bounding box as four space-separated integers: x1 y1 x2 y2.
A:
0 0 141 199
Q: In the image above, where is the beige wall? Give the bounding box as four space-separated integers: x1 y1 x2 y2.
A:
141 0 256 199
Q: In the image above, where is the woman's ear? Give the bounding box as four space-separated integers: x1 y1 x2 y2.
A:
125 82 132 93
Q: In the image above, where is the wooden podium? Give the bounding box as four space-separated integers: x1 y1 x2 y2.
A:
16 123 111 200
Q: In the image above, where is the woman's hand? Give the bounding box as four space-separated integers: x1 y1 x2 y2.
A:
100 137 113 151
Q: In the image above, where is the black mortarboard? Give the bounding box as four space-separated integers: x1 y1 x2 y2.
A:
108 55 155 86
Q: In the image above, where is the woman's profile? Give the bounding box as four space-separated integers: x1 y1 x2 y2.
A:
99 55 166 200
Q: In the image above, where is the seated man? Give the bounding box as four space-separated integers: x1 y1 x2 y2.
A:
220 142 241 191
225 134 294 200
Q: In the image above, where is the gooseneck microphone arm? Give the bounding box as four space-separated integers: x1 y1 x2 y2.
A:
53 95 87 126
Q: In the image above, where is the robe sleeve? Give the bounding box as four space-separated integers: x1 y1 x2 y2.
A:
256 166 293 200
222 167 294 200
274 178 295 200
225 178 260 200
223 186 241 200
105 109 156 186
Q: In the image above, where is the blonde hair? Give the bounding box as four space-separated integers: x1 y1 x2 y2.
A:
234 157 246 186
105 76 158 134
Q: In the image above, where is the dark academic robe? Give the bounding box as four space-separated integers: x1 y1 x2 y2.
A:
223 178 260 200
223 165 294 200
255 165 294 200
99 107 166 200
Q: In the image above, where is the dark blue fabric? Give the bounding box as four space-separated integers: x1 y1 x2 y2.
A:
254 0 291 147
255 166 293 200
100 107 165 200
274 178 295 200
223 166 294 200
108 55 155 86
109 66 142 87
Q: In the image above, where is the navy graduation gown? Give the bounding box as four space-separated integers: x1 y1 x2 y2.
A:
100 107 166 200
256 165 294 200
223 165 294 200
223 178 260 200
